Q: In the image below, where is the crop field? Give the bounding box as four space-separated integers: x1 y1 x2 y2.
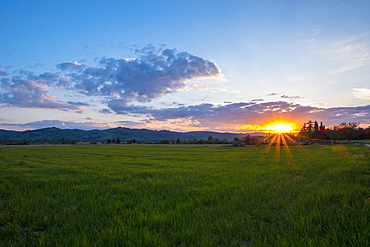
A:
0 144 369 246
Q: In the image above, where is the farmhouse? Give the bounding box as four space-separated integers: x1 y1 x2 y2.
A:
232 141 245 147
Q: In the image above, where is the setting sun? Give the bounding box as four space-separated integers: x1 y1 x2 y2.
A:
265 123 293 133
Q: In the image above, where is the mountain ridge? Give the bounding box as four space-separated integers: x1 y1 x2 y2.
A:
0 127 265 143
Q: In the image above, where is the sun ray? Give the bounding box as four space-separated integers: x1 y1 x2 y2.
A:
252 121 301 164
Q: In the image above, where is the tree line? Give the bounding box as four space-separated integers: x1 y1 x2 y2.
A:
107 136 231 144
298 121 370 142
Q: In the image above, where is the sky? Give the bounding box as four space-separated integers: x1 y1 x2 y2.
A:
1 0 370 133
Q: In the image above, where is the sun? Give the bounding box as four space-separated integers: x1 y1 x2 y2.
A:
264 123 293 133
253 121 299 149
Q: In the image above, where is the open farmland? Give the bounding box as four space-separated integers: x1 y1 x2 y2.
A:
0 145 369 246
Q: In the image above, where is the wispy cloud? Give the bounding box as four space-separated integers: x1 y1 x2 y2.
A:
352 88 370 100
267 93 278 96
0 68 7 76
281 95 304 100
56 62 85 71
0 120 110 130
319 35 370 74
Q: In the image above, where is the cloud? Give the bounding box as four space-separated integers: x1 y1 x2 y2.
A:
107 99 151 114
100 108 112 114
318 37 370 74
1 46 221 112
281 95 304 99
2 101 369 132
67 46 222 107
0 68 7 76
56 62 85 71
267 93 278 96
124 101 370 132
352 88 370 100
0 120 110 130
0 78 86 112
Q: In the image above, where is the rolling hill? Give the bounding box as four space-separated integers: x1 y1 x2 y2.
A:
0 127 259 143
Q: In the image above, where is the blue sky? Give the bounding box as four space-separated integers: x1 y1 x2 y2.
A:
1 0 370 132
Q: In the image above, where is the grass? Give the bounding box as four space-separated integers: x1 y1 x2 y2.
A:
0 144 369 246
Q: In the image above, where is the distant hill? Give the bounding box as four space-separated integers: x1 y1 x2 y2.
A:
0 127 265 144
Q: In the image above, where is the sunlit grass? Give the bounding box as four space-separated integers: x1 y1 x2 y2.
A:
0 145 369 246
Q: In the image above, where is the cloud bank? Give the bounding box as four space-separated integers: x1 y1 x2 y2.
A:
69 47 222 111
133 101 370 132
1 101 369 132
0 46 222 113
0 77 86 111
0 120 110 130
1 45 369 132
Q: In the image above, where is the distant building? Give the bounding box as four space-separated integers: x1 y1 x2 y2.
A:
76 141 91 145
232 141 245 147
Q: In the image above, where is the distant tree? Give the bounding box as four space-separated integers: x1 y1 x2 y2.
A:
242 135 252 145
339 122 360 142
319 122 325 133
363 126 370 139
314 121 319 133
307 120 313 133
176 138 181 144
207 136 214 143
129 139 137 144
116 137 121 144
325 128 340 144
198 139 205 144
325 122 360 142
299 120 327 139
107 139 111 144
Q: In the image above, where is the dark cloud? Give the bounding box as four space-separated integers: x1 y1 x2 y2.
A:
267 93 278 96
67 101 89 106
115 120 143 128
251 99 264 102
107 99 151 115
0 120 109 130
100 108 112 114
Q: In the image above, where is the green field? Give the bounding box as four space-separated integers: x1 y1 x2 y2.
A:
1 145 369 246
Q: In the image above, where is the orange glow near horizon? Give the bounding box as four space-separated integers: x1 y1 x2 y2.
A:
253 120 300 160
264 123 293 133
237 120 299 133
263 120 298 133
